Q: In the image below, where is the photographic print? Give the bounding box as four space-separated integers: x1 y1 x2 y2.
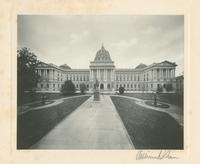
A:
17 15 184 149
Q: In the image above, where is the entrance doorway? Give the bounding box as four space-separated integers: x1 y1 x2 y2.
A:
100 84 104 89
107 84 110 89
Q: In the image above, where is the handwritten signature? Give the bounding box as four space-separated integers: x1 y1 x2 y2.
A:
136 150 179 160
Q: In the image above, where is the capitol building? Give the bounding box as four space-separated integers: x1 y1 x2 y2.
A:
36 45 177 93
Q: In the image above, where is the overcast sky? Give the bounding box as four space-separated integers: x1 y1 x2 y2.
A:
18 15 184 76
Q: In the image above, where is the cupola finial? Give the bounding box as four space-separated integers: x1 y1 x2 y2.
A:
102 42 104 49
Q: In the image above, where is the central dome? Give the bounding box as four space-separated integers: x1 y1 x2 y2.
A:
94 45 112 62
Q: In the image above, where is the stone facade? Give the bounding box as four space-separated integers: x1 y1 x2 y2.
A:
35 45 177 92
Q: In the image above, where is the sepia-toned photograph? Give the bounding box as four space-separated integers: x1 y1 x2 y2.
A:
17 15 184 149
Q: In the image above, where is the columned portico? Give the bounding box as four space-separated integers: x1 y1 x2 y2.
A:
89 45 115 91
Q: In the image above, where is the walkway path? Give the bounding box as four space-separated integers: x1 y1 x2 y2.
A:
111 95 183 126
31 95 134 149
18 95 90 115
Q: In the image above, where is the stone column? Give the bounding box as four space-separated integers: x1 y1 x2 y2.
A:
169 69 172 79
104 69 106 81
105 69 107 81
43 69 46 77
173 69 175 78
50 69 53 81
38 69 41 76
97 69 99 80
171 69 173 79
163 69 165 80
167 69 169 79
113 70 115 81
111 69 113 81
154 69 156 81
156 69 158 80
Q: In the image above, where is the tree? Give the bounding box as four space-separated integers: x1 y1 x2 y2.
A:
157 85 163 93
119 86 125 94
80 83 87 94
166 84 173 91
17 47 39 105
61 80 76 95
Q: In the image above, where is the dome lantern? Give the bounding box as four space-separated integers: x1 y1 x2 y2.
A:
94 45 112 62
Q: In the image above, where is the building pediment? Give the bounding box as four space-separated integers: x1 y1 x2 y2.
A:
37 62 50 67
155 61 177 67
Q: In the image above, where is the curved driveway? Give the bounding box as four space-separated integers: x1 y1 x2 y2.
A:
111 95 183 126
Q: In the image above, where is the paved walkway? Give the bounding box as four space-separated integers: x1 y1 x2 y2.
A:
112 95 183 126
31 95 134 149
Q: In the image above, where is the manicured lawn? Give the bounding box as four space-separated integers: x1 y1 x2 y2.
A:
121 92 183 108
145 100 169 108
18 92 87 106
17 96 90 149
111 96 183 149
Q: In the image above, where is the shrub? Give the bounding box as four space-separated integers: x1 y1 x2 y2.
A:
61 80 76 95
157 85 163 93
119 86 125 94
80 83 87 94
166 84 173 91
